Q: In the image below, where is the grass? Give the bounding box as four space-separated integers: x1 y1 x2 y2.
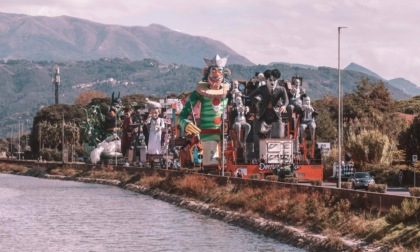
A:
85 166 132 181
49 167 79 177
0 163 29 173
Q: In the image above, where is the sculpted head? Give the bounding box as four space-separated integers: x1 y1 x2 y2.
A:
202 54 230 90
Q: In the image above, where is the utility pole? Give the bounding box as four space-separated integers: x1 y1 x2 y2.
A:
53 65 60 105
337 26 347 188
18 117 21 160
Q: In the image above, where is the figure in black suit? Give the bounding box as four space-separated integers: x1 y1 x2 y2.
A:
247 69 289 159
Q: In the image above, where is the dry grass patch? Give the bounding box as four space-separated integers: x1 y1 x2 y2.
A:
87 167 131 181
0 163 29 173
136 173 166 189
171 174 218 198
49 167 78 177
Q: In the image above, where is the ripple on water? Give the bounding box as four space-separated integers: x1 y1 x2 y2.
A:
0 174 306 252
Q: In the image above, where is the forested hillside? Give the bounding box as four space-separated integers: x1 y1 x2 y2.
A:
0 58 410 137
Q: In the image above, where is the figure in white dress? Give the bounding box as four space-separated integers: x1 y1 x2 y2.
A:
146 107 165 154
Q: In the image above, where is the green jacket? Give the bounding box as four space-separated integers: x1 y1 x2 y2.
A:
178 90 228 142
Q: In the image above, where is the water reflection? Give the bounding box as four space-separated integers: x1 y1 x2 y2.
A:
0 174 305 252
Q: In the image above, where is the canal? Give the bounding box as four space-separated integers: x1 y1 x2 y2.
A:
0 174 305 252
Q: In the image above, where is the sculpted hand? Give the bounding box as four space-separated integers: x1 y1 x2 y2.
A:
279 105 287 113
185 123 201 135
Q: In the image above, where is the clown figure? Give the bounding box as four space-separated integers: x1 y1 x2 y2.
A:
178 54 231 168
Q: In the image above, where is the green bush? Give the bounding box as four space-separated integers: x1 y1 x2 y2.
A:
385 198 420 224
265 175 279 182
249 174 261 180
39 148 61 161
284 177 298 183
363 164 400 186
368 184 387 193
341 182 352 189
223 172 231 177
409 187 420 197
310 180 323 186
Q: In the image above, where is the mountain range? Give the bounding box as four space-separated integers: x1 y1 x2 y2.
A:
0 12 420 138
0 12 252 67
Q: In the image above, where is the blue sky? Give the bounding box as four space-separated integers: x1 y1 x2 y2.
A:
3 0 420 85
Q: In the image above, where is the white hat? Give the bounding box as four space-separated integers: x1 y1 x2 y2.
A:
203 54 228 68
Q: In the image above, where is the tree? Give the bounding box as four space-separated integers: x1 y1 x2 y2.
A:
30 104 84 154
395 95 420 114
343 78 400 133
312 95 338 143
399 115 420 161
75 90 108 106
347 129 392 165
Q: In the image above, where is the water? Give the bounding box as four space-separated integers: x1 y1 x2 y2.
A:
0 173 306 252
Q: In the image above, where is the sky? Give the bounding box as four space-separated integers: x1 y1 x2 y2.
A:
3 0 420 85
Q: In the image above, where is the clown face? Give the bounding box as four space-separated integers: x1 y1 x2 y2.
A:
208 66 224 89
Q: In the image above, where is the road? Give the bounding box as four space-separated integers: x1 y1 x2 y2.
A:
322 182 411 197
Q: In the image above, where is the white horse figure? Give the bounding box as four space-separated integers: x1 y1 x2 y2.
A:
90 134 122 164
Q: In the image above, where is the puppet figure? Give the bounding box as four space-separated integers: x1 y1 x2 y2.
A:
146 106 165 154
178 54 231 167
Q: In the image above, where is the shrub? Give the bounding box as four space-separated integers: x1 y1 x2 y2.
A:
39 148 61 161
385 198 420 224
310 180 323 186
341 182 352 189
409 187 420 197
364 164 400 186
223 172 231 177
368 184 387 193
249 174 261 180
265 175 278 181
284 177 298 183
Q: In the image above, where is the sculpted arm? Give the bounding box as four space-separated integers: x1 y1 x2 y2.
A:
178 91 201 135
277 87 289 113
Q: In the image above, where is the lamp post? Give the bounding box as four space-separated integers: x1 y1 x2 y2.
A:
337 26 347 188
18 117 21 161
165 92 171 170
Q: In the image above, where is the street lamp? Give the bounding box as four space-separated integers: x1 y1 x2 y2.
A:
18 117 21 161
337 26 347 188
165 91 171 170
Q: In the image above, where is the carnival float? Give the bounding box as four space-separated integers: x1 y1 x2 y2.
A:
80 55 330 181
